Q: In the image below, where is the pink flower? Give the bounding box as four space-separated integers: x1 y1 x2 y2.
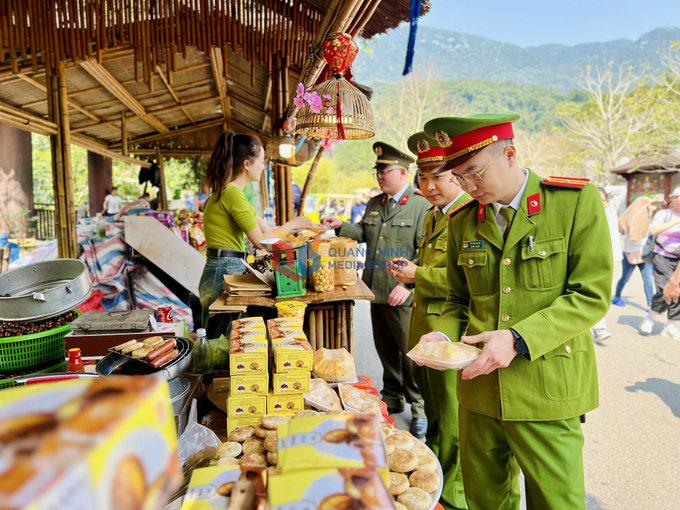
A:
323 94 332 101
293 97 305 109
303 92 311 101
325 107 336 116
296 83 305 97
308 92 323 114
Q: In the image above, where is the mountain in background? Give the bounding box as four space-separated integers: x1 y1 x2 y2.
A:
354 25 680 89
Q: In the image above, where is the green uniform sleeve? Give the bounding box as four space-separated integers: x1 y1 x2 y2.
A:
432 219 470 340
512 185 613 359
338 219 366 243
414 266 448 299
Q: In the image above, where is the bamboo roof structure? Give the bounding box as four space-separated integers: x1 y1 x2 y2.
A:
0 0 430 162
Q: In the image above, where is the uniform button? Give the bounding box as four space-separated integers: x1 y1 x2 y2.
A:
501 315 510 323
503 258 511 266
379 236 384 240
540 250 547 257
565 345 572 354
383 223 387 227
468 259 474 265
428 243 432 248
414 302 417 307
503 286 511 294
401 222 405 226
423 263 427 267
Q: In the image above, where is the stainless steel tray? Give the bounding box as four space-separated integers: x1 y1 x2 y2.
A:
0 259 92 322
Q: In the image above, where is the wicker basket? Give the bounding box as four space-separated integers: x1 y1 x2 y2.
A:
0 361 68 390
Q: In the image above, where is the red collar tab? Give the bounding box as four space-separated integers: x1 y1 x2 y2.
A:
527 193 541 215
447 198 475 218
477 203 486 220
542 176 590 189
414 189 423 196
381 195 387 205
400 195 410 205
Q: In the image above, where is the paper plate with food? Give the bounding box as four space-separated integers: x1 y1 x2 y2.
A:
407 341 481 371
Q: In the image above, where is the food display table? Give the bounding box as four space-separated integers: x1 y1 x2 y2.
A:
209 279 374 354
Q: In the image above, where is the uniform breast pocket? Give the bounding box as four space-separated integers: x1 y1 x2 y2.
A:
393 218 415 243
457 250 490 295
364 218 379 234
540 335 591 401
435 237 447 253
521 237 566 291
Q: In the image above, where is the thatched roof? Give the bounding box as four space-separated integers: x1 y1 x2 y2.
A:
611 156 680 174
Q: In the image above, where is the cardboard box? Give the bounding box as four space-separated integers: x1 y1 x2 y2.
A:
229 332 268 374
267 318 302 329
271 336 313 372
182 465 267 510
0 377 182 510
267 391 304 414
230 373 269 396
227 395 267 418
272 371 311 394
227 416 261 436
232 317 265 330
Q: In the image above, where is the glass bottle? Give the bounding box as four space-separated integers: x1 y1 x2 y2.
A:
96 213 106 238
67 348 85 373
192 328 214 386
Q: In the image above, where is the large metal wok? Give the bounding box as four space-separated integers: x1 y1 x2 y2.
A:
0 259 92 321
96 336 193 381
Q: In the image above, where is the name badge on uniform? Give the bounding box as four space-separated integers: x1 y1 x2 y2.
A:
370 211 379 216
462 240 484 250
422 230 427 237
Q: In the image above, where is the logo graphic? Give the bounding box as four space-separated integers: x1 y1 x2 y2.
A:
269 228 325 283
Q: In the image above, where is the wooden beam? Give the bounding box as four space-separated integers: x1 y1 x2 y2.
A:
157 148 168 210
72 133 152 168
121 112 128 157
17 73 101 122
156 64 195 124
79 59 170 134
131 149 213 157
112 118 225 148
0 98 58 134
210 47 232 122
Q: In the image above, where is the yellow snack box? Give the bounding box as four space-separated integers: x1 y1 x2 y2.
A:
227 416 261 436
229 331 268 374
267 318 302 330
268 468 395 510
230 326 266 342
182 465 268 510
271 336 313 372
232 317 265 330
0 377 182 510
227 395 267 418
268 324 304 340
272 370 311 394
276 413 389 484
230 373 269 396
267 391 304 414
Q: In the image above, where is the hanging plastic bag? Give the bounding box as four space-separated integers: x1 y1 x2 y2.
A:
178 398 222 465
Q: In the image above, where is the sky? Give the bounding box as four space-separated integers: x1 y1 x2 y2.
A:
420 0 680 47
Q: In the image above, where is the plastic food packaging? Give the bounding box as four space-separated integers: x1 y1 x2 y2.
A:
179 398 223 465
275 301 307 324
312 256 335 292
313 348 356 383
406 341 481 371
304 378 343 412
338 383 385 422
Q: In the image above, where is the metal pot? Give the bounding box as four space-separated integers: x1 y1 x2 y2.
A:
0 259 92 322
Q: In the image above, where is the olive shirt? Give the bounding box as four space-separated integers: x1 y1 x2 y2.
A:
434 169 613 421
338 183 430 304
203 184 257 252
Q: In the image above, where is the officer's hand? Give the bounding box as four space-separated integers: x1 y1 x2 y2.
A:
390 257 417 284
414 332 448 366
460 330 516 380
663 281 680 304
321 216 342 229
388 285 411 307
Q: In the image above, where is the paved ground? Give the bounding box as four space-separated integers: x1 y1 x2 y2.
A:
353 261 680 510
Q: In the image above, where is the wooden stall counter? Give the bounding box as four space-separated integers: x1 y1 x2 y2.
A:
209 279 375 354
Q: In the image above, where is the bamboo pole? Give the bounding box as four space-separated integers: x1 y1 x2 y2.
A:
298 145 324 217
316 307 324 349
324 309 330 349
156 148 168 210
341 301 348 351
309 309 317 351
121 111 128 156
285 165 293 223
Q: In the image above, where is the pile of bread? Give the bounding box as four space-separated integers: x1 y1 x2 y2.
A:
312 348 355 383
382 423 441 510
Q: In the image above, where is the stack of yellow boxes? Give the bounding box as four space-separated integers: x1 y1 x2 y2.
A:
228 317 268 434
267 318 312 415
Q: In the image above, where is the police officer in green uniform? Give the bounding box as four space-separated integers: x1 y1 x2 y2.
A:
416 114 612 510
389 131 469 510
321 142 431 437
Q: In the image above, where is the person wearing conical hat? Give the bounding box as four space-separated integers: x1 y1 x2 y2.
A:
321 141 431 438
389 131 470 509
415 114 612 510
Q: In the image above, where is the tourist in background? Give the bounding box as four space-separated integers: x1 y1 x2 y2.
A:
103 187 123 217
350 194 366 224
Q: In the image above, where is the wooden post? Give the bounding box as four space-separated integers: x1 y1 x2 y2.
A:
316 308 324 349
1 245 10 274
298 145 325 217
341 302 348 351
156 148 168 210
348 301 354 354
121 111 128 156
285 165 294 222
47 61 78 259
309 310 317 351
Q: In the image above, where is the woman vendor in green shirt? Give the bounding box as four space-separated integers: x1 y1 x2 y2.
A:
200 131 312 337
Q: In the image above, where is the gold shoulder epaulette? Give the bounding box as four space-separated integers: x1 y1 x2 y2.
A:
542 176 589 189
447 198 476 218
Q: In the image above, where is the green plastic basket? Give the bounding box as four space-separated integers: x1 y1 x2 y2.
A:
0 360 69 390
0 311 81 374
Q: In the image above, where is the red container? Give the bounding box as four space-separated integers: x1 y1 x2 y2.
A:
384 414 395 426
379 400 388 415
367 386 379 398
157 306 173 323
353 375 372 391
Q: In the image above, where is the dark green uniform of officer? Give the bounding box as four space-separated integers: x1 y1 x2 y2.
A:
334 142 430 428
420 114 612 510
395 132 470 509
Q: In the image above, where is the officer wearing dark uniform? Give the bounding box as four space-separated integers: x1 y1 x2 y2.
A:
321 142 431 437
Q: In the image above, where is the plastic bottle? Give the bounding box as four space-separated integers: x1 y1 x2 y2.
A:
192 328 214 386
67 348 85 373
96 213 106 238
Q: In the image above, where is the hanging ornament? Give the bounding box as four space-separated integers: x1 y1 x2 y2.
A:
322 33 359 74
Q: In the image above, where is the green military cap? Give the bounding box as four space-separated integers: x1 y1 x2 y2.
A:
423 113 520 165
373 141 415 170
